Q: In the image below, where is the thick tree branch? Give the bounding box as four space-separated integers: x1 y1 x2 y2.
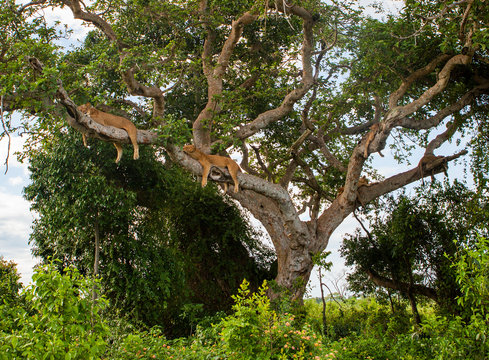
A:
425 119 460 155
62 0 121 47
399 81 489 130
357 150 468 205
315 149 467 250
25 55 307 248
23 54 159 146
389 52 474 123
57 81 157 145
62 0 166 119
365 269 438 301
235 7 315 140
120 68 166 118
339 51 476 202
388 54 451 109
193 10 258 151
173 141 311 246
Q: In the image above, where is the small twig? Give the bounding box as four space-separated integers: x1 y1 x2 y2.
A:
250 144 273 181
95 0 113 17
320 274 344 310
353 208 374 243
16 0 47 14
1 95 11 174
392 0 469 40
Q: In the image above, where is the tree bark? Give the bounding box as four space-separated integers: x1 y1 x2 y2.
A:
92 216 100 302
365 268 438 301
407 290 422 325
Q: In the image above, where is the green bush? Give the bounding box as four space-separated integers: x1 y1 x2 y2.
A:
216 280 324 359
0 262 109 360
3 235 488 360
304 296 412 341
0 258 25 333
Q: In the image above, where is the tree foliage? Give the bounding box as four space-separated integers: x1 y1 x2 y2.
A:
0 262 109 360
341 181 489 315
0 257 22 305
23 130 274 336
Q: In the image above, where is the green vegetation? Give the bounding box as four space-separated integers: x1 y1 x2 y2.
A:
2 234 489 359
0 261 108 360
22 130 275 338
3 0 489 301
2 0 489 358
341 182 489 319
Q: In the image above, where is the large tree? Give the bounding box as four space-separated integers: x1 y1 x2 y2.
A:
2 0 489 300
341 182 489 321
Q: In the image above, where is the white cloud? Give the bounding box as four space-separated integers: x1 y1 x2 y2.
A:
4 250 38 287
44 7 92 44
0 192 33 242
8 176 24 186
0 190 36 285
0 134 35 285
16 0 92 47
360 0 402 18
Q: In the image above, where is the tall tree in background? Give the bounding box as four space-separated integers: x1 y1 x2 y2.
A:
2 0 489 300
24 130 274 336
341 182 489 321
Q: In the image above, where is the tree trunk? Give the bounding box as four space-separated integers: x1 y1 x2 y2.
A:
407 290 421 325
233 190 323 301
319 268 327 334
92 215 100 302
275 245 314 301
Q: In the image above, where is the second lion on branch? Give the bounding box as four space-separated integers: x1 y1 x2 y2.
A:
183 144 241 193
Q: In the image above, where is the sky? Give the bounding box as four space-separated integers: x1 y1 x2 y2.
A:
0 134 35 284
0 0 453 298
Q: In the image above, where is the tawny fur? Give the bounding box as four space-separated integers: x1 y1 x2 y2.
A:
418 154 446 185
364 123 384 158
337 176 370 197
78 103 139 163
183 144 241 193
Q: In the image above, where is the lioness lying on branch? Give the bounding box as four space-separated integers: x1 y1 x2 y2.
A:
78 103 139 163
183 144 241 193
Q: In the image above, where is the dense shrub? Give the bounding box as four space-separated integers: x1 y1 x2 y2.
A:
206 280 325 359
0 262 109 360
1 236 488 359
